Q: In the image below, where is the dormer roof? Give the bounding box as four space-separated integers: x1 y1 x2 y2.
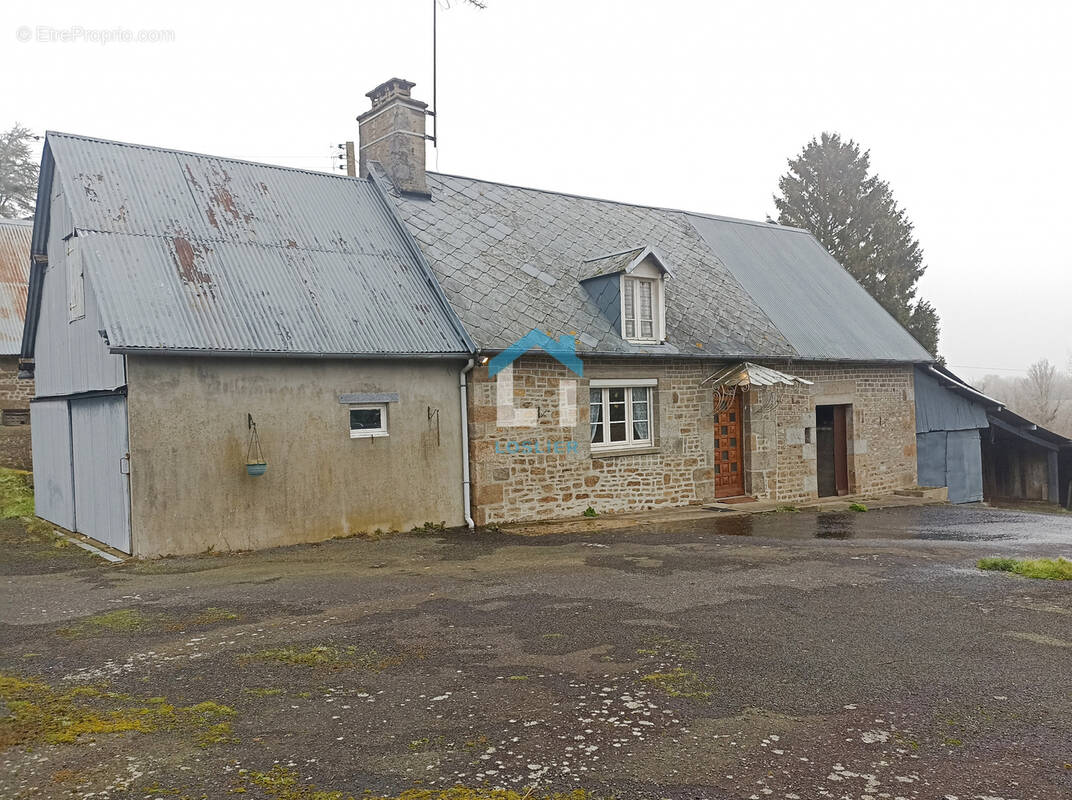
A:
579 245 675 282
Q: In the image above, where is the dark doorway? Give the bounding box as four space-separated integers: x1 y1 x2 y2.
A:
816 404 850 497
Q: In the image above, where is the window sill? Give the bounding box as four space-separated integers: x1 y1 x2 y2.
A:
591 445 660 458
350 431 389 439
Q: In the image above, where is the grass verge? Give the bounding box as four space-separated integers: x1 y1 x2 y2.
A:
0 468 34 518
977 556 1072 580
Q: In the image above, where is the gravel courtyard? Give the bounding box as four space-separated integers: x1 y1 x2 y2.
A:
2 504 1071 799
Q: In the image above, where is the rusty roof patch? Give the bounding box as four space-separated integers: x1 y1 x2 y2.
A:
30 131 473 355
0 219 31 354
170 235 213 290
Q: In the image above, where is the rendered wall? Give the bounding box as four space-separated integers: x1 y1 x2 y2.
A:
125 356 464 556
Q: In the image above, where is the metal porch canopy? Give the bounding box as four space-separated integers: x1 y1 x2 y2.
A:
701 361 813 388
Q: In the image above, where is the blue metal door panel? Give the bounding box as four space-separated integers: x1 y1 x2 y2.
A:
916 431 947 490
29 399 76 530
71 396 131 553
946 429 983 504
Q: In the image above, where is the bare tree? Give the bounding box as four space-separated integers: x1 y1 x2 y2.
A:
1022 358 1062 427
977 360 1072 437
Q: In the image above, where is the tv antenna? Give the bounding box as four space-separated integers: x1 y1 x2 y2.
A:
432 0 487 151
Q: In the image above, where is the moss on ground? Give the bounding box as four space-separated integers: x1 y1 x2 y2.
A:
244 644 415 672
640 668 715 700
978 556 1072 580
231 765 598 799
58 606 242 638
0 672 237 749
59 608 153 637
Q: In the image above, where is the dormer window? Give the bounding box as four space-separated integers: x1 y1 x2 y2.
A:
623 276 656 341
579 244 674 346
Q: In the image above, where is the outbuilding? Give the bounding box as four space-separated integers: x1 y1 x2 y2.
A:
22 132 474 555
913 365 1070 507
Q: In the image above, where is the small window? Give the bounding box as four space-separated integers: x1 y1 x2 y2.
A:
622 276 657 342
590 384 653 452
349 404 388 438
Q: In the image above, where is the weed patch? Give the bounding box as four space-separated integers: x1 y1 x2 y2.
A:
244 645 414 672
0 468 35 519
59 609 152 637
978 557 1072 580
0 672 237 750
58 606 242 638
186 607 240 626
640 668 714 700
849 502 868 512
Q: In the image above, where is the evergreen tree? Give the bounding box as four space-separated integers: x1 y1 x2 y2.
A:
0 124 40 218
774 132 941 357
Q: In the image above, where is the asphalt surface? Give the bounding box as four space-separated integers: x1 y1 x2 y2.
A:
1 504 1071 799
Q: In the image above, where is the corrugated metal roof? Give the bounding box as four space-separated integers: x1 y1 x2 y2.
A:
0 219 31 355
702 361 813 388
687 213 933 362
35 132 471 356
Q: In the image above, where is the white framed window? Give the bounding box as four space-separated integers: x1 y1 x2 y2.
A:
349 404 388 438
622 275 659 342
590 383 654 451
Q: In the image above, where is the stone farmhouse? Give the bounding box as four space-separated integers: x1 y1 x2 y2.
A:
23 78 937 555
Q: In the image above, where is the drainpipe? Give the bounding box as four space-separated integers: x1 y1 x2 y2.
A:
459 358 476 529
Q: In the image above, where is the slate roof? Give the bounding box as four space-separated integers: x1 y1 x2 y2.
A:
0 219 31 356
22 132 472 358
579 248 644 281
384 169 795 358
384 169 933 362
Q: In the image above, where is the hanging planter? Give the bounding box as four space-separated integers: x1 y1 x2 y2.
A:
246 414 267 477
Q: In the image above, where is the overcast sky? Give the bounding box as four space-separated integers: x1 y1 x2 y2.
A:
4 0 1069 381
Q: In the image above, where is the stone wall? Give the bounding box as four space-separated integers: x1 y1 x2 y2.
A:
744 363 918 503
468 356 917 524
0 355 33 409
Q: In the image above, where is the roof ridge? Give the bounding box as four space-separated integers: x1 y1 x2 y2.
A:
425 169 812 234
46 130 368 185
0 218 32 226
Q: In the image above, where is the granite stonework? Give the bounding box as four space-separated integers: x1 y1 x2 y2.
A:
468 355 917 524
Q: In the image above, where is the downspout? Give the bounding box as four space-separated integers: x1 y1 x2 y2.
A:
459 358 476 529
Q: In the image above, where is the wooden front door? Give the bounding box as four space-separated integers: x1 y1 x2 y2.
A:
714 393 745 498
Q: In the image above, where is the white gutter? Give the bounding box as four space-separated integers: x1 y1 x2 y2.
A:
459 358 476 529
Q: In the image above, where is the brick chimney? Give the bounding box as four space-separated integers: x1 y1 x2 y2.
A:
357 78 429 196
